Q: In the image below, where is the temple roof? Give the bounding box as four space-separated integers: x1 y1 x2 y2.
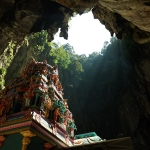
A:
74 132 97 139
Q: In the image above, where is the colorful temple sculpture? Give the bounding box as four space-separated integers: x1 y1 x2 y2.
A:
0 60 134 150
0 60 76 149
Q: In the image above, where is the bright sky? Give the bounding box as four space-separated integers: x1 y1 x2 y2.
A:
53 11 111 56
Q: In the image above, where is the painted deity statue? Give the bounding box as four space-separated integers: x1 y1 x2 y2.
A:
0 97 8 116
31 72 48 107
0 60 77 137
23 89 33 107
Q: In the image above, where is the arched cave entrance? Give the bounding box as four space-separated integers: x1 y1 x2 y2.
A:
0 1 150 150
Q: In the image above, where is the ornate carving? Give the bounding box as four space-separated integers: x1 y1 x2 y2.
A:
20 130 36 150
44 142 52 150
34 113 41 124
20 130 35 138
0 136 6 148
65 135 69 146
22 137 31 150
52 124 57 136
22 109 33 120
0 60 76 138
0 114 7 125
44 98 52 118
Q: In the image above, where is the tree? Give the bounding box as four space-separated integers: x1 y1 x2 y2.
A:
49 43 71 69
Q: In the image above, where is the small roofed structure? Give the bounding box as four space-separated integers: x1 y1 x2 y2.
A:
65 136 134 150
74 132 104 145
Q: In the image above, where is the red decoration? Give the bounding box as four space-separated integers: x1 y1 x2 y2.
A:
44 142 52 150
0 136 6 148
0 60 76 138
0 115 7 125
22 109 33 120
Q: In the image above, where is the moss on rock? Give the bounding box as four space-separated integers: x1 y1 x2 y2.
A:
0 41 15 89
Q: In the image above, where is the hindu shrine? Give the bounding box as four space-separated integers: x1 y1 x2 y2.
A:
0 60 77 149
0 60 134 149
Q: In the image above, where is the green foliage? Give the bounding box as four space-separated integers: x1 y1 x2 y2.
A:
23 31 84 73
0 68 6 75
101 41 109 54
68 59 84 75
0 41 15 89
24 37 29 46
50 44 71 69
28 30 48 55
88 52 100 59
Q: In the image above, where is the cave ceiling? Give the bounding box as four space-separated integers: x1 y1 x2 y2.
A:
55 0 150 35
1 0 150 55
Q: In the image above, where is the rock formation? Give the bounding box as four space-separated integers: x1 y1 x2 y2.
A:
0 0 73 55
1 0 150 150
1 0 150 55
55 0 150 44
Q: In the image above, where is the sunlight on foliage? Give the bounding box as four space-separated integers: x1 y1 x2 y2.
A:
0 41 15 89
50 44 71 69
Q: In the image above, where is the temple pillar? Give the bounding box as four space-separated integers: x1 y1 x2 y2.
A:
44 142 52 150
0 136 6 148
20 130 36 150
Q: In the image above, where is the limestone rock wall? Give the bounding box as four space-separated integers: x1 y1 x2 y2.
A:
92 0 150 44
1 0 150 55
1 0 150 150
54 0 150 43
0 0 73 55
119 43 150 150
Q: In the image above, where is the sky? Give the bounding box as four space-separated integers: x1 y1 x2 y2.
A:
53 11 111 56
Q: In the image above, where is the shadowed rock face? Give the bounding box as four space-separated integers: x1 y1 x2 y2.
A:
92 1 150 44
1 0 150 150
55 0 150 43
1 0 150 54
0 0 73 55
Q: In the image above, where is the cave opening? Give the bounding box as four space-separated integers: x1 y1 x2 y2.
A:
1 1 150 149
53 11 111 56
